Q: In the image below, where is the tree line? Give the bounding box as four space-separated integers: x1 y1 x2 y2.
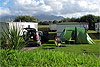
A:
14 14 100 30
14 16 39 22
60 14 100 30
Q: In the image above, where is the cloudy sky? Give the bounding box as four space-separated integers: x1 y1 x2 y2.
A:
0 0 100 18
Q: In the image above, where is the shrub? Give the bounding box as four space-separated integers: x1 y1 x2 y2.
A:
1 23 27 50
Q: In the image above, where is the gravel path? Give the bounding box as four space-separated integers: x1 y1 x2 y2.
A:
22 47 37 51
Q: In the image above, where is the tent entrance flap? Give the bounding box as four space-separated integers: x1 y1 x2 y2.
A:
60 27 76 42
76 27 88 44
86 33 95 44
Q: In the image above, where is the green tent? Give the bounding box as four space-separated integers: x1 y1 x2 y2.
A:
60 27 95 44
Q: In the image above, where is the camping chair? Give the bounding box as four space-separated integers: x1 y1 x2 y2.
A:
54 37 62 47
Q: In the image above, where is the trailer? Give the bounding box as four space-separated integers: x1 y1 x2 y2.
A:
49 24 57 31
0 22 38 38
95 23 100 33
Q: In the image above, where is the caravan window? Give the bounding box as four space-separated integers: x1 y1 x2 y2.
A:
95 25 97 28
28 25 30 28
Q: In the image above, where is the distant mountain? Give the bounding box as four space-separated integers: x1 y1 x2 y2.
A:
34 14 64 21
0 15 64 22
0 15 17 22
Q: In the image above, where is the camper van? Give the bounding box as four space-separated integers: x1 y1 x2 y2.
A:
49 24 57 31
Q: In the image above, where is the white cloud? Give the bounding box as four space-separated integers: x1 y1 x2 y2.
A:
44 0 62 11
78 0 99 12
78 1 88 8
0 7 10 16
62 12 100 18
0 0 100 17
2 0 10 6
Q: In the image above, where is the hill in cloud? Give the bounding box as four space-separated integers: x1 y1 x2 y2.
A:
34 14 64 21
0 14 64 22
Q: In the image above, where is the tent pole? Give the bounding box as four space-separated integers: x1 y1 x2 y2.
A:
75 27 77 44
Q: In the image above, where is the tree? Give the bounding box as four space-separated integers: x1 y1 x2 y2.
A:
42 21 49 25
75 18 80 22
96 16 100 22
14 16 39 22
53 20 59 24
69 17 76 22
49 21 52 24
80 14 97 30
61 18 71 22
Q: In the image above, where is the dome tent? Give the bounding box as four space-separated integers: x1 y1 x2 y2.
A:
60 27 95 44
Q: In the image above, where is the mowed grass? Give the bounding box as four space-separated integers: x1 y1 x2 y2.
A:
38 25 49 28
38 25 49 31
0 40 100 67
36 40 100 55
88 30 97 33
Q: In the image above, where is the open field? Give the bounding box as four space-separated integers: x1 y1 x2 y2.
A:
38 25 49 28
38 25 49 31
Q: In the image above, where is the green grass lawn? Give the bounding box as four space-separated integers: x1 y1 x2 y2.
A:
38 25 49 28
88 30 97 33
35 40 100 55
0 40 100 66
38 25 49 31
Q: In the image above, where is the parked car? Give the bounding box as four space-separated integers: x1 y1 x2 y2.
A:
23 28 42 46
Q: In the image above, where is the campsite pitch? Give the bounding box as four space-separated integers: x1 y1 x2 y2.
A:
36 40 100 55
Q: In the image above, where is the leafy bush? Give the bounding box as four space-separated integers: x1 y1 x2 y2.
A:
1 23 27 50
0 49 100 67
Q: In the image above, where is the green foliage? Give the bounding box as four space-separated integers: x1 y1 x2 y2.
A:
52 20 59 24
80 14 97 23
14 16 39 22
61 17 78 22
80 14 97 30
38 20 58 25
70 17 78 22
38 21 52 25
96 16 100 22
0 40 100 66
1 23 27 50
0 48 100 67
